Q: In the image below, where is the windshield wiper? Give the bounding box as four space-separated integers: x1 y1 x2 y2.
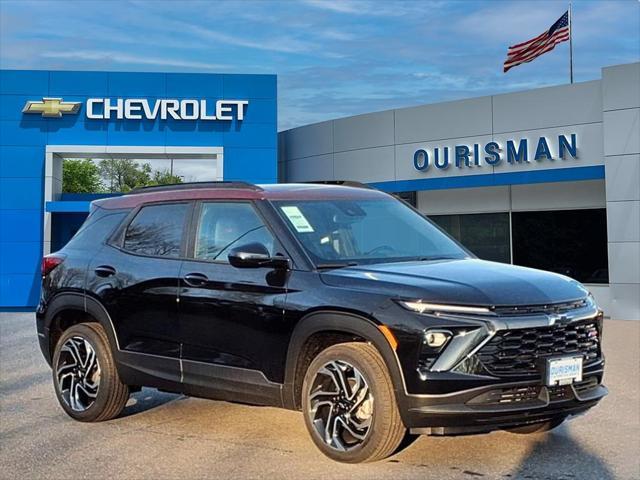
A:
316 261 359 270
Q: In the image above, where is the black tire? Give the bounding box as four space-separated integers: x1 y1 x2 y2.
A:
301 342 406 463
504 417 566 434
52 322 129 422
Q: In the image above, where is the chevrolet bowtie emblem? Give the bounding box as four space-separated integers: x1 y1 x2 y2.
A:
22 98 82 118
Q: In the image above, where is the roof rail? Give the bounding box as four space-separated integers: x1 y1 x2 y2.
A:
129 181 263 195
303 180 374 189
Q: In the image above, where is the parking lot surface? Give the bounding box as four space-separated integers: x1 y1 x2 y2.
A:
1 312 639 479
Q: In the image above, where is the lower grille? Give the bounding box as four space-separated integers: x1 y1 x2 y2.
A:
548 384 571 401
468 377 601 407
477 319 601 377
468 385 541 406
574 376 599 395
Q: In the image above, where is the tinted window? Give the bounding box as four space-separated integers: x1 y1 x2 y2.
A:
431 213 511 263
194 202 276 262
65 207 129 250
123 203 189 257
512 209 608 284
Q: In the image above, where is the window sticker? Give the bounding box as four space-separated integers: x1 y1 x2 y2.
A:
281 206 314 233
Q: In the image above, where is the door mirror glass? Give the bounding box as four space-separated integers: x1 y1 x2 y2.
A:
228 242 289 270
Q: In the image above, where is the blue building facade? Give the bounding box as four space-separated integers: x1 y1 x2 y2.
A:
0 70 278 309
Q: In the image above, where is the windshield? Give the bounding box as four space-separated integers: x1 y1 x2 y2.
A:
273 197 468 267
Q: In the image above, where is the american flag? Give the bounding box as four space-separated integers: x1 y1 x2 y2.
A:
504 11 570 73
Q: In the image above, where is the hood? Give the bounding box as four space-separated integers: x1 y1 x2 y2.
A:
320 258 589 307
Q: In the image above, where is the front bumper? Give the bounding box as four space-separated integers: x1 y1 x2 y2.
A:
401 374 607 435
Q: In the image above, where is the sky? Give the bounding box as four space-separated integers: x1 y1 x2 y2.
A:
1 0 638 131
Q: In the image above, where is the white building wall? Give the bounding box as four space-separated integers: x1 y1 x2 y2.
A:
279 62 640 319
602 63 640 320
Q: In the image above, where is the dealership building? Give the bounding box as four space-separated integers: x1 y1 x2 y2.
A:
279 62 640 320
1 62 638 319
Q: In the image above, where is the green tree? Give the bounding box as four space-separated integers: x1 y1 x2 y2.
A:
99 159 182 192
149 169 183 186
62 159 103 193
99 159 150 192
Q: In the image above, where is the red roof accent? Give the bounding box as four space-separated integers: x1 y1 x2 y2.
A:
93 184 386 209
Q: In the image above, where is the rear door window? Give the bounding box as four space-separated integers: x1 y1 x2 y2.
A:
123 203 190 258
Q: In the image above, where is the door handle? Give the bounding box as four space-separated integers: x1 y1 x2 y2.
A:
94 265 116 277
183 272 208 287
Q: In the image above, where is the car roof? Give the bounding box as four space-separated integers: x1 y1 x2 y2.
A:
92 182 388 210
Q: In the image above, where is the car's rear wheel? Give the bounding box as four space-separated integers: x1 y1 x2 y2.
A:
504 417 566 434
301 342 406 463
52 323 129 422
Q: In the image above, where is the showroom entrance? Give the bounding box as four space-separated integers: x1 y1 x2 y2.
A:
44 145 223 253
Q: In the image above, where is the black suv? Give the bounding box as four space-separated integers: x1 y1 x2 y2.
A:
37 181 607 463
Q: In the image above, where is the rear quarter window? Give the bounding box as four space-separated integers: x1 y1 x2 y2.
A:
65 207 130 250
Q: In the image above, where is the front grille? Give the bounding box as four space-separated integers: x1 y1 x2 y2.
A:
469 385 541 406
477 319 601 377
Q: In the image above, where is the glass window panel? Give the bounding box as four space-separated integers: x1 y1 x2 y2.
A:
273 199 466 265
171 159 218 182
431 213 511 264
65 208 127 250
194 203 276 262
512 209 609 284
123 203 189 258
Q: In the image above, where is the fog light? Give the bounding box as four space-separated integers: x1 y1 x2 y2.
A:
424 330 451 348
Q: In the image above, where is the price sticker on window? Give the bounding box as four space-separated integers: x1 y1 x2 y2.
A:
281 206 314 233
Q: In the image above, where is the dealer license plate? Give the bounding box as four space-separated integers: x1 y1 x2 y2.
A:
545 356 583 386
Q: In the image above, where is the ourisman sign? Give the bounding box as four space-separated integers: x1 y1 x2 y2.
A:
413 134 578 172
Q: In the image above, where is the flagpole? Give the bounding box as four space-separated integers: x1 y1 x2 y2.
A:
569 2 574 83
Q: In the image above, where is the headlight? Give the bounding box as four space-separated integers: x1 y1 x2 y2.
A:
398 300 492 315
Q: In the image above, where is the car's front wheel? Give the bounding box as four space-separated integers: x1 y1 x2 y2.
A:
52 323 129 422
302 342 406 463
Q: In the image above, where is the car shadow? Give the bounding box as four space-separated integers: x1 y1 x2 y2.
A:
511 427 615 479
119 387 182 418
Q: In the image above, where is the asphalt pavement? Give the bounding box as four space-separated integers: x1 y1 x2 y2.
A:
1 312 638 479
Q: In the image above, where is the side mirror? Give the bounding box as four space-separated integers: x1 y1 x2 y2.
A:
227 242 290 270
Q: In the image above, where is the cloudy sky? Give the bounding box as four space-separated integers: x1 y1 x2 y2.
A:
1 0 638 130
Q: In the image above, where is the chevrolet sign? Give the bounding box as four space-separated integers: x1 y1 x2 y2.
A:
22 97 249 121
86 98 248 121
22 98 82 118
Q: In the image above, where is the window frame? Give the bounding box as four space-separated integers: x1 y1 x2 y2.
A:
112 200 194 261
184 199 286 265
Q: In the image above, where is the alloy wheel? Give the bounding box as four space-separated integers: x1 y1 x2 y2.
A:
307 360 374 451
55 336 101 412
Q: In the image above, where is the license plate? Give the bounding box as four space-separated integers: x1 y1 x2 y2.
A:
545 356 583 386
